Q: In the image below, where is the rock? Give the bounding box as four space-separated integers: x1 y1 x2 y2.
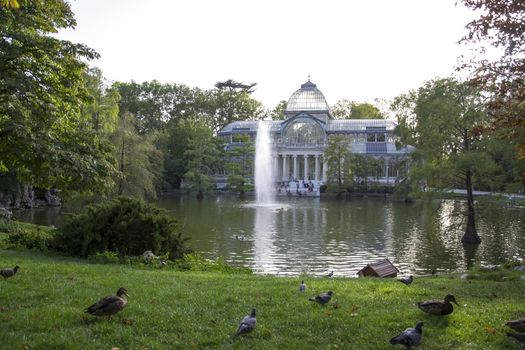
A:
44 189 61 207
143 250 156 264
460 273 469 280
0 207 13 220
513 266 525 271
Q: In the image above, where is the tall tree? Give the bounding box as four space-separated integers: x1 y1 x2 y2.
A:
331 99 383 119
393 77 488 243
324 135 351 190
460 0 525 159
225 134 254 198
183 122 223 199
0 1 117 193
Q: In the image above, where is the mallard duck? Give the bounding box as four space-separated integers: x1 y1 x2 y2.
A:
309 291 333 305
0 265 19 279
398 275 413 286
85 287 128 318
506 318 525 332
417 294 458 315
236 308 256 336
390 322 423 349
507 332 525 343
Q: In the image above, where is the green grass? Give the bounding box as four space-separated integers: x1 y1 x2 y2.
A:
0 248 524 349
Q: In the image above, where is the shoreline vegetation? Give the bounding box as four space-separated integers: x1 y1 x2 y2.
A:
1 223 525 349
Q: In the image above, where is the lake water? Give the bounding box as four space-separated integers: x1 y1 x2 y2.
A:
15 196 525 277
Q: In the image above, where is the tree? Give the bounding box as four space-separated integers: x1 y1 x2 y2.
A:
266 100 287 120
225 134 254 198
111 113 164 200
324 135 351 191
331 99 383 119
460 0 525 159
0 1 117 194
393 77 488 243
183 123 223 199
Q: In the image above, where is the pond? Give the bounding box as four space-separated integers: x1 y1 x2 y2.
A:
15 196 525 277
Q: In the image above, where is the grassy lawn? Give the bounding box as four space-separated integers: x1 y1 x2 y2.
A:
1 248 524 349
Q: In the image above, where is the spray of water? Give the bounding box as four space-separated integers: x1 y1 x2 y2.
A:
254 120 274 204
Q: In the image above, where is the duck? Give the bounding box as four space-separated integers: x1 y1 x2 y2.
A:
506 318 525 333
85 287 128 318
398 275 413 286
236 308 256 336
309 291 333 305
390 322 423 349
0 265 19 279
417 294 458 315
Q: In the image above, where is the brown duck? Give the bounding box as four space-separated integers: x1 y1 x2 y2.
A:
85 287 128 318
506 318 525 333
417 294 458 315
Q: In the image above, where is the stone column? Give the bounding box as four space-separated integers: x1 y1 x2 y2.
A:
303 155 309 181
293 155 298 180
272 154 278 182
282 155 287 181
314 155 320 181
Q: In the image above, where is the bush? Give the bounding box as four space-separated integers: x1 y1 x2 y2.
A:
53 196 191 260
6 222 55 251
87 251 120 264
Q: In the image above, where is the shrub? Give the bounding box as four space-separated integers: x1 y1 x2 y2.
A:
53 196 191 259
6 222 55 251
87 250 120 264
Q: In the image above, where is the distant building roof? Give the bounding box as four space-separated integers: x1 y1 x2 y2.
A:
286 80 330 112
357 258 399 278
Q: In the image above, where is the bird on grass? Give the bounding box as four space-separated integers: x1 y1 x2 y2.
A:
235 308 256 336
326 271 334 277
398 275 413 286
506 318 525 333
507 332 525 344
417 294 458 316
390 322 423 349
0 265 19 279
85 287 128 319
299 281 306 292
309 291 333 305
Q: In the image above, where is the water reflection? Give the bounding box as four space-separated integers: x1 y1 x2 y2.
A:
15 196 525 277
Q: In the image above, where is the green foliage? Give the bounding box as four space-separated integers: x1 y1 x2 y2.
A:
54 196 190 259
225 134 254 196
0 0 118 194
325 135 351 189
331 99 383 119
4 221 55 251
175 253 252 273
87 250 120 264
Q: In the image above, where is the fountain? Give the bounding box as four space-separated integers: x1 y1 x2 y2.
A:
254 120 274 204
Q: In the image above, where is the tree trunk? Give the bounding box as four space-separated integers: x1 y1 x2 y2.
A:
461 169 481 244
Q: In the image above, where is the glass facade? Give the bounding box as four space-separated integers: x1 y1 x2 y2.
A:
283 118 326 145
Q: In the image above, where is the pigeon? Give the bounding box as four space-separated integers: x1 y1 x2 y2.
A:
417 294 458 316
236 308 256 336
85 287 128 318
398 275 413 286
507 332 525 344
299 281 306 292
309 291 333 305
390 322 423 349
506 318 525 333
326 271 334 277
0 265 19 279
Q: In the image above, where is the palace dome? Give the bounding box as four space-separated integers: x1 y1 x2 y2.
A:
286 80 329 112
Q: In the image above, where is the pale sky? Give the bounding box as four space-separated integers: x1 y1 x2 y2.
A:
58 0 475 109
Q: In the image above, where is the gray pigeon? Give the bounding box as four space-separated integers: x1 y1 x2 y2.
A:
236 308 256 336
309 291 333 305
299 281 306 292
327 271 334 277
0 265 19 279
390 322 423 349
398 275 413 286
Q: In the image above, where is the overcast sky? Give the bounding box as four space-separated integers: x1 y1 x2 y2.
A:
58 0 475 109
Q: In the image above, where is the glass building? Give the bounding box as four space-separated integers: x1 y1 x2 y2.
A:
218 80 414 193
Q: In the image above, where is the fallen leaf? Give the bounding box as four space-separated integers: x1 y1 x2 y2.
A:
485 327 497 334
